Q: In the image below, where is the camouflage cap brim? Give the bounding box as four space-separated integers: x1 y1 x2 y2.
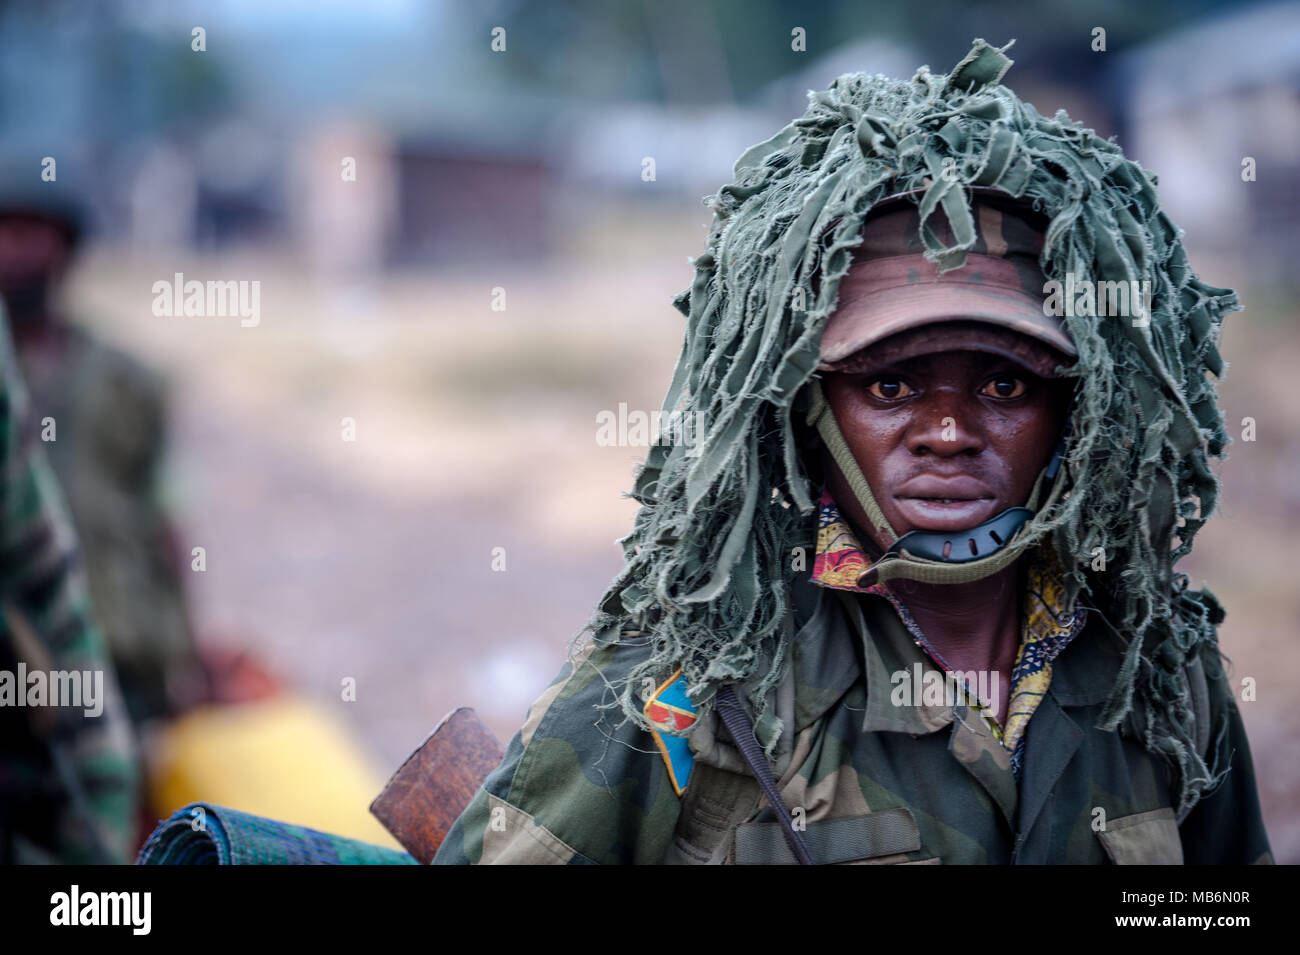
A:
818 262 1077 367
823 319 1076 380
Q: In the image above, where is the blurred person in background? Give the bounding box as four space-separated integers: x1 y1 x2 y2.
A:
0 175 205 726
0 288 140 863
0 173 356 862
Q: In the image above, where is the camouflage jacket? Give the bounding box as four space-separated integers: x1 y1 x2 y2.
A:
0 312 140 864
433 564 1273 865
17 321 196 723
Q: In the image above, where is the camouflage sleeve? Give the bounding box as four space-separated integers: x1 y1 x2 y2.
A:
432 634 682 865
1177 643 1273 864
0 317 140 863
68 332 199 722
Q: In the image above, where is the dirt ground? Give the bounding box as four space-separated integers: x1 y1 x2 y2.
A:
68 210 1300 862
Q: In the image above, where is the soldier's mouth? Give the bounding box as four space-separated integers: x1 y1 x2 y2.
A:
893 495 998 531
899 496 993 509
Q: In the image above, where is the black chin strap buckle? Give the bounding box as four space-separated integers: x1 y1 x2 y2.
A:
881 506 1035 564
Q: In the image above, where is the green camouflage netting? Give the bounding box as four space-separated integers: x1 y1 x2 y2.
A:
581 39 1237 817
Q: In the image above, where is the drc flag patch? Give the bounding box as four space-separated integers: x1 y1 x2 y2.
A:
644 669 698 795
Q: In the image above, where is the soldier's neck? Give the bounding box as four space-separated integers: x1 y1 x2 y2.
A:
887 564 1022 675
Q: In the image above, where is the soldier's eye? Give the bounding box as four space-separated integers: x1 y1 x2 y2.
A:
981 376 1027 399
866 377 914 400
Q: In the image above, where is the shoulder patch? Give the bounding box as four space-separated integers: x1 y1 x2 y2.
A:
644 668 698 796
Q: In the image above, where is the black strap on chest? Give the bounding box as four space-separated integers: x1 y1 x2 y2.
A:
714 685 817 865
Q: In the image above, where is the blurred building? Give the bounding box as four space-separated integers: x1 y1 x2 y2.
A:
391 133 553 267
1119 1 1300 287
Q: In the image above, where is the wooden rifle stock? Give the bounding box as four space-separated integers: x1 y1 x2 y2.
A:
369 707 504 863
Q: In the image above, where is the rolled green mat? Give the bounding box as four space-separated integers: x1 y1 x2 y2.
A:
137 803 418 865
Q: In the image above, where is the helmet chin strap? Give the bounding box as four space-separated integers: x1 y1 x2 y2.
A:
805 379 1070 586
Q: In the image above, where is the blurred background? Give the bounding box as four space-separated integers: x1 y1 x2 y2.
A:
1 0 1297 860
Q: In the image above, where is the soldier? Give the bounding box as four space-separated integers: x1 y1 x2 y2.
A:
433 40 1272 864
0 292 141 863
0 180 203 725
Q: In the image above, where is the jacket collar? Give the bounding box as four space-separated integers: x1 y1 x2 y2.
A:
1044 600 1129 707
849 586 958 735
788 573 954 736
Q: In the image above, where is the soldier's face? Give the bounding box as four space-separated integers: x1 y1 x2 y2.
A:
823 348 1070 553
0 215 69 288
